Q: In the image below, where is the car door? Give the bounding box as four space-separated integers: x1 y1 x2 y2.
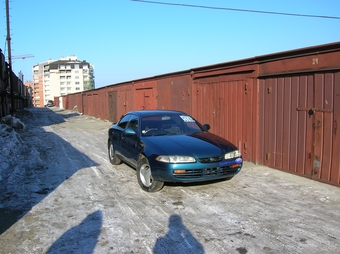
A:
113 114 132 158
120 115 142 167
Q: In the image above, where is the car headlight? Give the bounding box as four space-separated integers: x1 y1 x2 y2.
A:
156 155 196 163
224 150 241 159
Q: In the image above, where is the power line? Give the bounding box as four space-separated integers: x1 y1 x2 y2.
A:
131 0 340 20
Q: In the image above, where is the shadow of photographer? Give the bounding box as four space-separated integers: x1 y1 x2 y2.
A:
47 210 103 254
154 214 204 254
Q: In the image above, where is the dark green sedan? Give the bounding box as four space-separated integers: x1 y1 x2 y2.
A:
108 110 242 192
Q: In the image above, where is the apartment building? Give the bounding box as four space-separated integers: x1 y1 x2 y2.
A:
32 56 95 107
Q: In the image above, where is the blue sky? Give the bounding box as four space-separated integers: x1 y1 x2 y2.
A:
3 0 340 88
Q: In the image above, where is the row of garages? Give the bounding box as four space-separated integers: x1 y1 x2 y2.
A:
57 42 340 187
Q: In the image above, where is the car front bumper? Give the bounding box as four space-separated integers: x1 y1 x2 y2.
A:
151 157 242 183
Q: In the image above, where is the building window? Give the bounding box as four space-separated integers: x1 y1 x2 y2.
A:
66 76 71 79
60 64 65 69
75 82 80 85
60 82 65 86
75 76 79 79
66 64 71 69
61 87 65 91
60 76 65 80
67 82 71 85
67 87 72 91
75 87 80 90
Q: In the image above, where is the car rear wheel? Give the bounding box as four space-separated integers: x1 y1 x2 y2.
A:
137 157 164 192
108 140 121 165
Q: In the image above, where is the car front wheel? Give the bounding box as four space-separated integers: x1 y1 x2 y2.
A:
137 157 164 192
108 140 121 165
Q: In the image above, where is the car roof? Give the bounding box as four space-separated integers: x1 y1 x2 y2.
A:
125 110 186 117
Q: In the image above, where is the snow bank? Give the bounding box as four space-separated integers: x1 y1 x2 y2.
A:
0 115 25 160
0 115 25 174
0 124 23 159
1 114 25 130
0 113 47 211
0 114 41 184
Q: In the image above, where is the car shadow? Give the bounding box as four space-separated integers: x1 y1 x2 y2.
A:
0 108 99 235
153 214 204 254
164 177 234 188
46 210 103 253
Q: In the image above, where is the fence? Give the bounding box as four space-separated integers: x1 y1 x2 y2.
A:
0 49 32 118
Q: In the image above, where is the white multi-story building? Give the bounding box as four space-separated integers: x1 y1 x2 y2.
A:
32 56 95 107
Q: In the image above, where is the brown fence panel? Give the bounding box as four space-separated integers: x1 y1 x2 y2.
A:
156 74 192 113
108 90 118 122
115 84 134 118
82 93 88 115
68 93 82 112
258 75 313 176
258 71 340 186
97 89 109 120
331 72 340 185
63 95 69 110
192 74 256 162
134 80 157 110
87 93 97 117
312 71 340 185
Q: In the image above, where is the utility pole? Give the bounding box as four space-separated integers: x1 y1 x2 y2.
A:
5 0 14 114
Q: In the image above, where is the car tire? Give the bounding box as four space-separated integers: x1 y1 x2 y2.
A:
108 140 121 165
137 157 164 192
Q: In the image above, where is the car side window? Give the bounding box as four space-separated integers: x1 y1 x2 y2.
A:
118 115 131 129
127 117 138 132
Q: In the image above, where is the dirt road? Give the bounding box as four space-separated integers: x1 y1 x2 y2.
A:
1 107 340 253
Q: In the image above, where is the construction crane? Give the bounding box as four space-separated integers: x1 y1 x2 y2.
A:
6 54 34 61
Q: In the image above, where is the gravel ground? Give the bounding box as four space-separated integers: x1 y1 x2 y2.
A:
0 107 340 254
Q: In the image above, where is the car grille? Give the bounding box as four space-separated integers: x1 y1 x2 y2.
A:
173 165 239 178
205 166 238 176
198 156 222 163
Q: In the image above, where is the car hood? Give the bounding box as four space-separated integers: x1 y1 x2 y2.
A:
142 132 238 157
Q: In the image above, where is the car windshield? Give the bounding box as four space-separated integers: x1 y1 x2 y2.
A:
141 114 204 136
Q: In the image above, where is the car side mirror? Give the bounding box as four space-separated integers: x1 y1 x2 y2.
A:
203 124 210 131
124 127 137 136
